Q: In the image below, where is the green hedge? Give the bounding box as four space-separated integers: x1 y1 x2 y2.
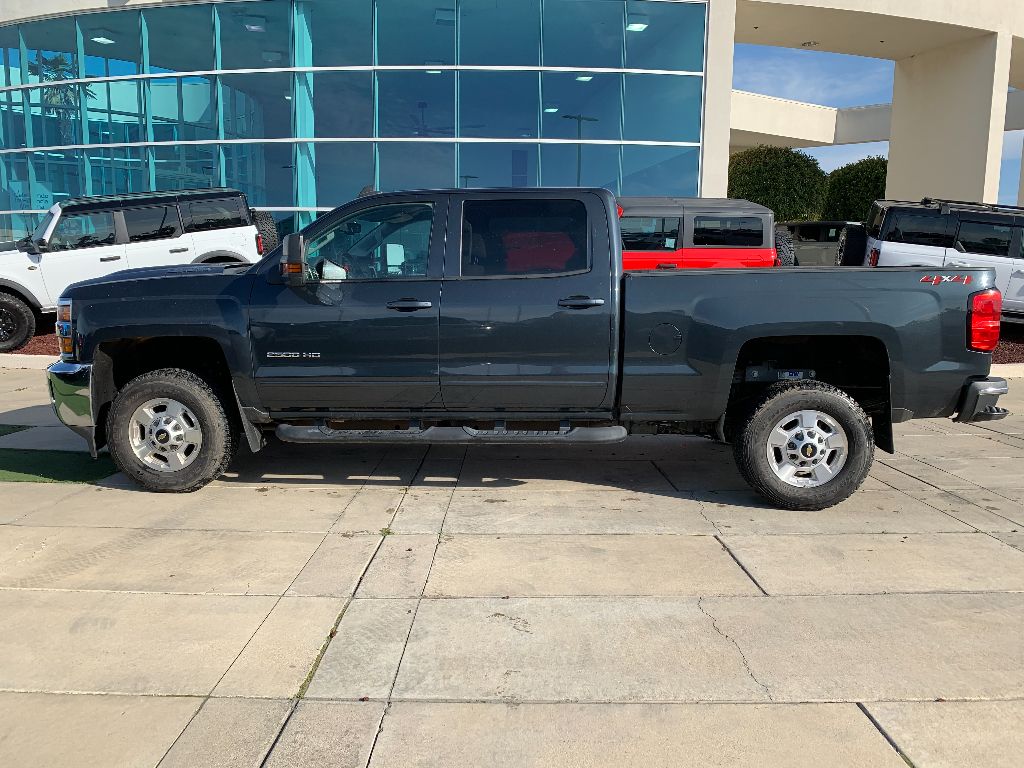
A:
822 156 888 222
727 145 826 221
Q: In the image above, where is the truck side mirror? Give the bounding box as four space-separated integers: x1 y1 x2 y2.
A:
16 236 43 255
280 233 306 286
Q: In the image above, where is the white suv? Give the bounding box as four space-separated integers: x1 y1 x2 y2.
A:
1 188 278 352
848 198 1024 322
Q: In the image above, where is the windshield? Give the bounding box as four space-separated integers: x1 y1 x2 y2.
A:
30 211 55 242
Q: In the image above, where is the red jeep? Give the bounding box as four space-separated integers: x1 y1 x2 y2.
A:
619 197 792 270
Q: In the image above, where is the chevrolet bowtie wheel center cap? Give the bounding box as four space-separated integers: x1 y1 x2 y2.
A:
129 398 204 473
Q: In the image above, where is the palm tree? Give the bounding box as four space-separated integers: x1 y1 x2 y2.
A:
28 53 95 145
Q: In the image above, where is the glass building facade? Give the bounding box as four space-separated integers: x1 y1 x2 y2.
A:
0 0 708 243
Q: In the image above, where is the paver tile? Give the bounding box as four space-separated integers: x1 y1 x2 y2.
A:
286 534 379 597
263 701 384 768
357 534 437 598
160 697 292 768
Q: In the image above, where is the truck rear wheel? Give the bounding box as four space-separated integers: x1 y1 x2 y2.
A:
0 293 35 353
107 368 237 492
733 380 874 510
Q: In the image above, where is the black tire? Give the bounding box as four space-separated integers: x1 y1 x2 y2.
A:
732 380 874 510
774 226 797 267
0 292 36 353
251 209 280 253
835 224 868 266
107 368 237 492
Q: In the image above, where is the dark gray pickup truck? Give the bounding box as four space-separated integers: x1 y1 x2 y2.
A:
47 188 1009 510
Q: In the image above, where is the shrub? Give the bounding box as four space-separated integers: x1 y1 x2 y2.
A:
822 156 888 222
727 145 826 221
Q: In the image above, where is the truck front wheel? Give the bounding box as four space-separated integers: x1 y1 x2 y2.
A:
107 368 237 492
733 381 874 510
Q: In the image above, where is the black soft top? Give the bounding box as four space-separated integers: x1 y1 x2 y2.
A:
55 188 248 215
618 197 772 218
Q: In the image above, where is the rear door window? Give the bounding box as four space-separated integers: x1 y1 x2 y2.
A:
620 217 680 251
186 198 247 232
123 205 182 242
47 212 117 251
693 216 763 247
461 199 589 277
887 213 952 248
956 220 1013 257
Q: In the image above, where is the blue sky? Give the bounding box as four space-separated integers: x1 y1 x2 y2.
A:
733 44 1022 204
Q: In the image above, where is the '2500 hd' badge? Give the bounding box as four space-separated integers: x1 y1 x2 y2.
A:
920 275 973 286
267 352 322 359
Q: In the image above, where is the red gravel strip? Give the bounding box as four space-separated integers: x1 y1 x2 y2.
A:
17 328 59 357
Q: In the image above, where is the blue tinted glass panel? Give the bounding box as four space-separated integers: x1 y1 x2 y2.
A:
0 91 28 149
27 86 84 147
30 148 87 203
621 145 699 195
153 143 218 192
311 72 373 138
150 76 217 143
541 71 621 140
220 71 293 140
0 27 21 88
377 142 455 191
459 0 540 65
625 1 705 71
88 145 148 195
543 0 623 68
460 71 538 139
0 154 33 209
0 213 47 250
313 143 375 207
21 17 78 84
540 143 620 192
223 143 294 207
458 143 538 187
622 74 701 142
79 10 141 78
144 4 215 74
218 2 291 70
376 0 455 66
376 71 455 138
306 0 372 66
86 80 145 144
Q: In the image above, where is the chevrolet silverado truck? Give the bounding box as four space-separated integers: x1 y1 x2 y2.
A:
47 188 1009 510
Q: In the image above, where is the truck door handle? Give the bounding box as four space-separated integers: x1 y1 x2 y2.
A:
169 247 189 254
99 255 122 262
947 260 970 268
558 296 605 309
386 299 433 312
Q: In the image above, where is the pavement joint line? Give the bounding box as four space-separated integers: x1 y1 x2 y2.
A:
253 699 301 768
713 535 769 596
893 449 1024 508
696 596 774 702
856 702 917 768
362 447 467 768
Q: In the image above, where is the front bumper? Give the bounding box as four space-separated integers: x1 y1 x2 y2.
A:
954 377 1010 423
47 361 98 456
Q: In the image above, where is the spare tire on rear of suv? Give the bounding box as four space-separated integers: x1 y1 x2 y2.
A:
774 226 797 266
835 224 868 266
251 209 280 253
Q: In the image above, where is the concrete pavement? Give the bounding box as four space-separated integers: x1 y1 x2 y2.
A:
0 366 1022 766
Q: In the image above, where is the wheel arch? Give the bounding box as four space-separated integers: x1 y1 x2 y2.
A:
0 278 45 310
191 250 246 264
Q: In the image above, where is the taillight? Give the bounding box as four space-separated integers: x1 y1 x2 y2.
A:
616 204 623 218
868 247 880 267
968 289 1001 352
256 232 265 255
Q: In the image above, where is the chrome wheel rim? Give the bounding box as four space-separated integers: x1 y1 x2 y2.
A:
766 409 848 488
128 398 203 472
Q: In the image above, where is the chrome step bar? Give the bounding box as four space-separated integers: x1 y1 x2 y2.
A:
276 422 627 445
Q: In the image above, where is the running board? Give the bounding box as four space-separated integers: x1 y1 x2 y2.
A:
276 423 627 445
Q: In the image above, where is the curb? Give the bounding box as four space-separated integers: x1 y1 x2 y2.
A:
0 354 55 371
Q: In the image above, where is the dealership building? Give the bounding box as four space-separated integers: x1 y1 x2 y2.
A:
1 0 1023 244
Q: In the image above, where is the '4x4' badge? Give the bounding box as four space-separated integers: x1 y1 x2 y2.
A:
920 275 973 286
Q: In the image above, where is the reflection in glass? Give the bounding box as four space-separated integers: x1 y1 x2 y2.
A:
540 143 620 192
377 71 455 138
305 0 372 67
224 143 294 208
30 149 87 203
149 77 217 143
621 145 699 196
541 72 621 140
623 74 702 142
20 16 77 85
377 142 455 191
144 4 215 74
217 1 291 71
376 0 455 66
0 26 21 88
27 87 85 147
459 72 538 139
89 146 148 196
153 143 218 192
79 10 141 78
313 142 376 208
220 71 293 140
85 80 145 144
310 72 373 138
543 0 624 69
459 0 540 66
625 0 705 72
458 143 538 188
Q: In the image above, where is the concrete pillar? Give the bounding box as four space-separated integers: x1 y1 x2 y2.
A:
700 0 737 197
887 32 1012 204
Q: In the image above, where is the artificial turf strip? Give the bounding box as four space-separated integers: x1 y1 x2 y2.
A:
0 448 116 483
0 425 29 438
